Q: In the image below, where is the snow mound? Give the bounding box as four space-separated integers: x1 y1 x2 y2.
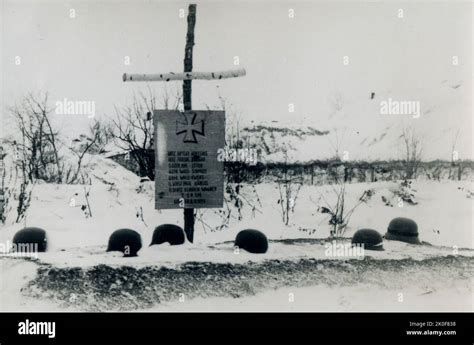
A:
13 254 474 312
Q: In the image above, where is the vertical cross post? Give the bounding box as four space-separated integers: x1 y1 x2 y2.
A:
183 4 197 243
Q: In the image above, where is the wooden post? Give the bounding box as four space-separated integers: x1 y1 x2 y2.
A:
183 4 197 243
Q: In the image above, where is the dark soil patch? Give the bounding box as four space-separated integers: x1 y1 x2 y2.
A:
23 255 474 311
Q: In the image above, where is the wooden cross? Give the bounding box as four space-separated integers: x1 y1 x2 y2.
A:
123 4 246 243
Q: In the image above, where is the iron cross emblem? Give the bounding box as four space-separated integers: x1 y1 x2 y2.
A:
176 112 205 143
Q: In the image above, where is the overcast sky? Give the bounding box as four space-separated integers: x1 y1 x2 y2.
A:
1 0 472 159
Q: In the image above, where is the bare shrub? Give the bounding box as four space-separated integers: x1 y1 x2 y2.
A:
9 92 63 183
111 87 182 180
317 180 373 238
276 151 303 226
400 126 423 180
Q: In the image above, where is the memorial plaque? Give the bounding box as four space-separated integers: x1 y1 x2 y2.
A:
154 110 225 209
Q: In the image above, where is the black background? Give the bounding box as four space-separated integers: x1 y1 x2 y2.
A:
0 312 472 345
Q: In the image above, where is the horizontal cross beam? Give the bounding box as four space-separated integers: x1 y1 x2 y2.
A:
123 68 246 82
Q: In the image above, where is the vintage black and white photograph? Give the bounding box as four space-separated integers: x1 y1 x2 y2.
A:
0 0 472 325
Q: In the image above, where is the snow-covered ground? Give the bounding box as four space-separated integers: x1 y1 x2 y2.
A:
0 154 473 311
1 154 472 251
155 284 473 312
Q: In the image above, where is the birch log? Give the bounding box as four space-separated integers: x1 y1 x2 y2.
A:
123 68 246 82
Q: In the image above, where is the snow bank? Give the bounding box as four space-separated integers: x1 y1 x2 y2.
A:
7 254 472 312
